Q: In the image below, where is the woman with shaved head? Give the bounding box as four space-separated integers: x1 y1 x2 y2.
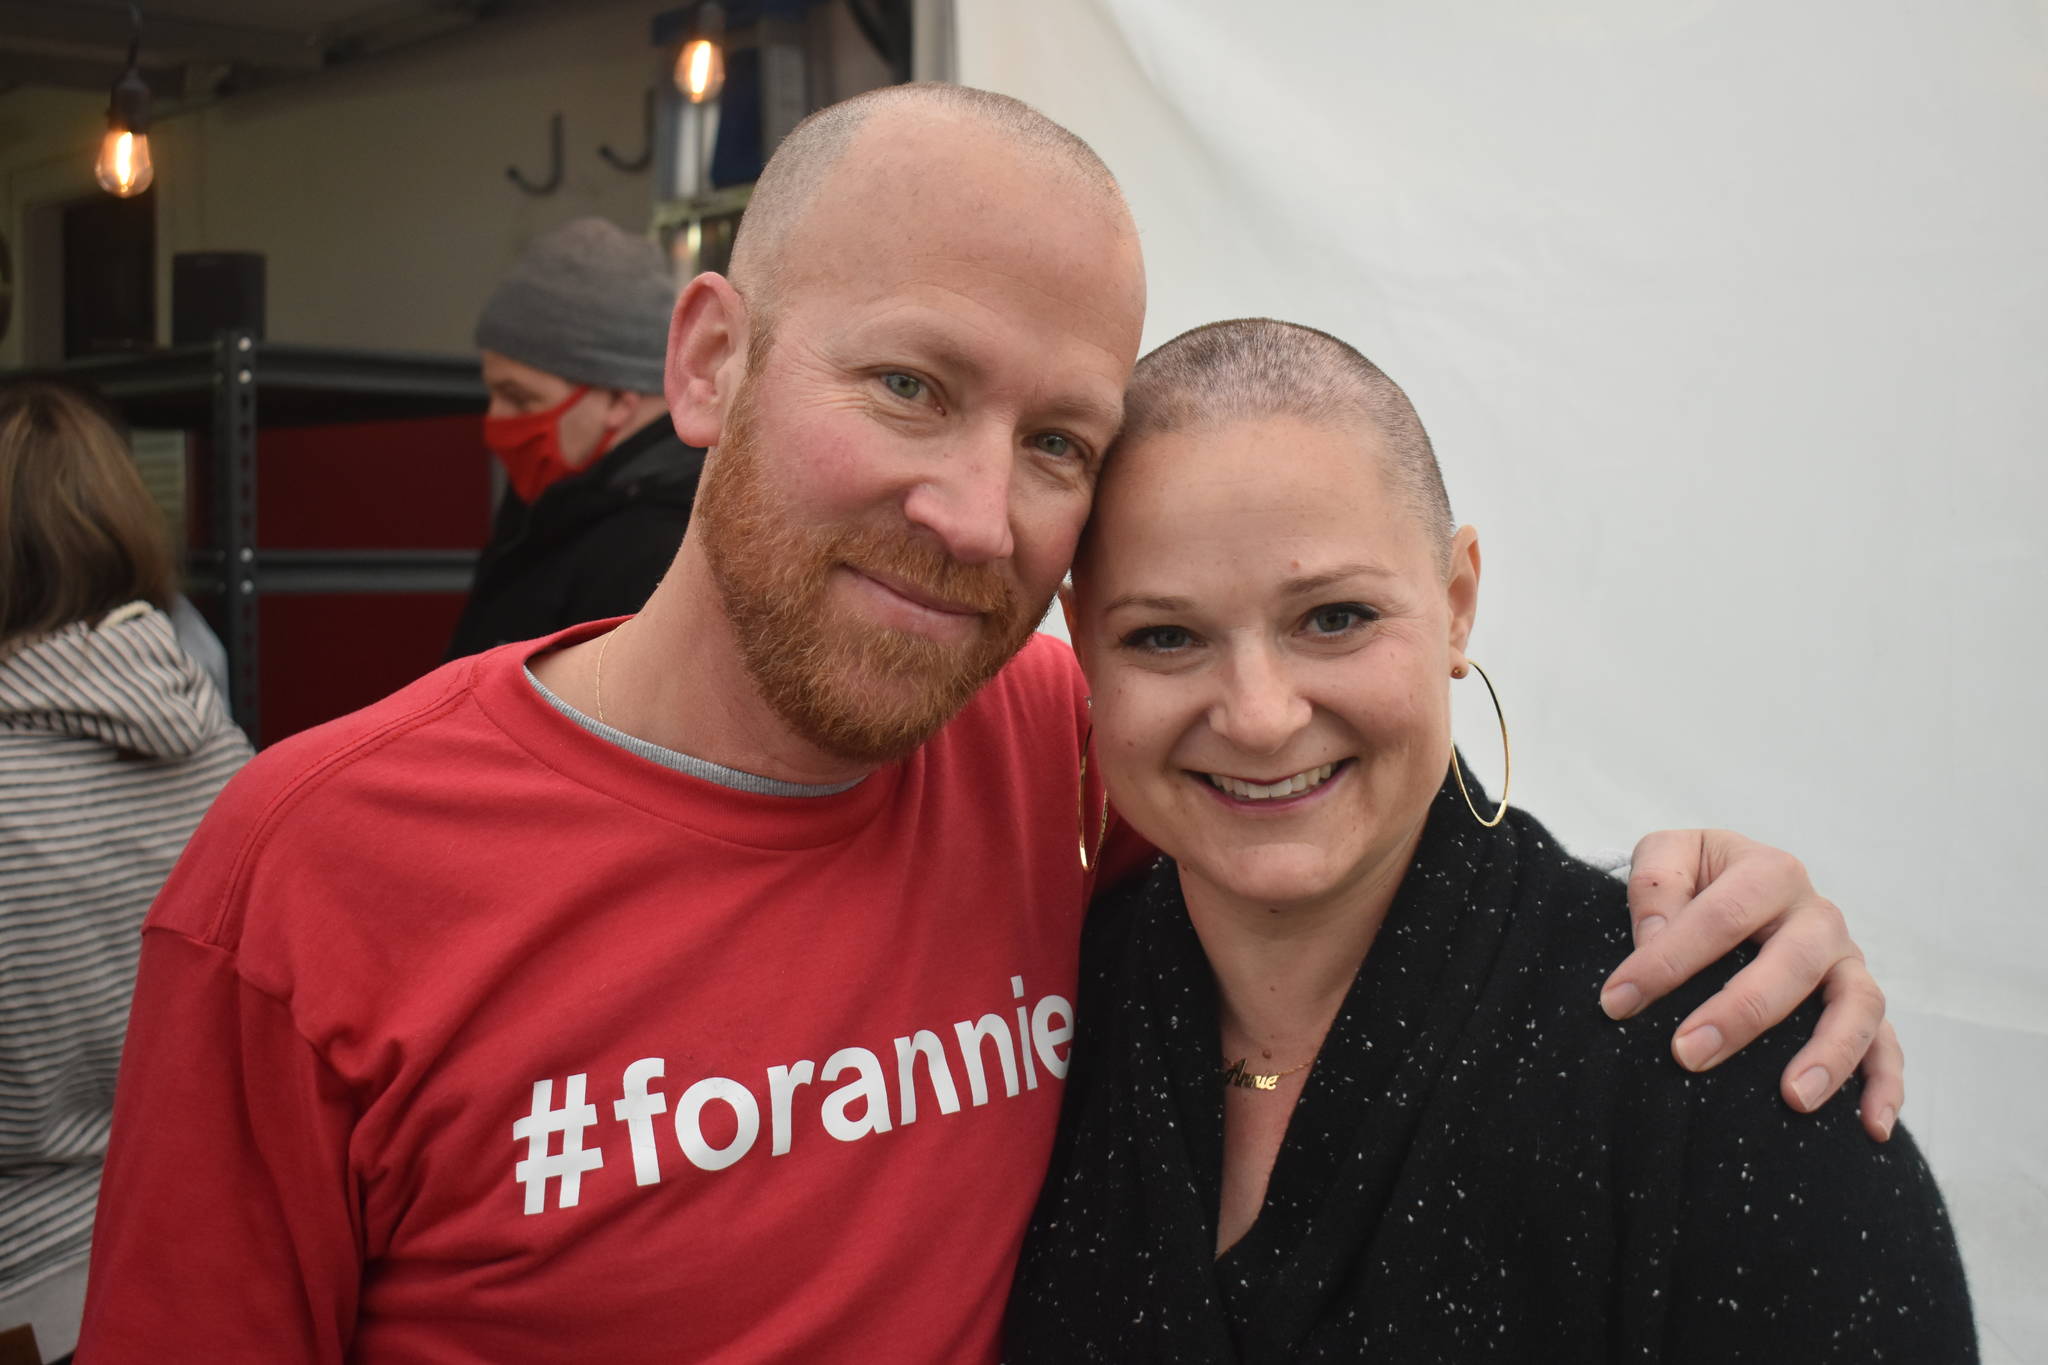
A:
1007 320 1976 1362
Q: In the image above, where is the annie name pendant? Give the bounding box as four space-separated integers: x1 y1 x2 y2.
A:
1220 1056 1313 1092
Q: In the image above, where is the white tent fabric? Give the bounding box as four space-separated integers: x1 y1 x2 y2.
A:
962 2 2047 1358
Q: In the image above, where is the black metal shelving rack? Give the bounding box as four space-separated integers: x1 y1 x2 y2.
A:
14 331 487 738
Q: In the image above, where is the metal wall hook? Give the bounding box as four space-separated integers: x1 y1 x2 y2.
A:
598 89 654 174
507 112 563 195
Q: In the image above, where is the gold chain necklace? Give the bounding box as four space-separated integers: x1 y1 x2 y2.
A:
1220 1055 1315 1092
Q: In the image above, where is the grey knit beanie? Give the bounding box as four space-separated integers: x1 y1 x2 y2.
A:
474 217 677 395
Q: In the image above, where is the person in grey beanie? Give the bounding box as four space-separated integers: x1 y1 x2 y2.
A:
447 216 705 659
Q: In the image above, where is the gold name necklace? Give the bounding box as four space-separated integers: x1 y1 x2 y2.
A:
1219 1056 1315 1092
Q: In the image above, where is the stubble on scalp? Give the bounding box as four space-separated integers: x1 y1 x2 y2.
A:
694 356 1046 766
727 83 1129 328
1099 318 1456 574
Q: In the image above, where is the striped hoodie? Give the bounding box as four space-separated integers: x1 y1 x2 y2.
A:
0 604 250 1307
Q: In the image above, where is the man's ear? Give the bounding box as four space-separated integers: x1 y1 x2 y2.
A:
1445 525 1482 665
665 272 750 449
1058 580 1079 643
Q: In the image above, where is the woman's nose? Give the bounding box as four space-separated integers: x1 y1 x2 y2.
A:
1208 649 1312 756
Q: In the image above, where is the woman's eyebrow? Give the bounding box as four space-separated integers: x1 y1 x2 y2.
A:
1099 564 1395 617
1280 563 1397 596
1101 592 1194 616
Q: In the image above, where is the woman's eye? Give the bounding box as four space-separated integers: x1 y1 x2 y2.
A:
1122 625 1194 653
882 372 924 401
1306 604 1376 636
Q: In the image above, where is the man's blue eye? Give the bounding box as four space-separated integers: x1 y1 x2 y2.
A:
884 373 923 400
1034 433 1074 458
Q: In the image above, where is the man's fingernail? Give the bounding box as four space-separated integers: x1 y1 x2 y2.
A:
1600 981 1642 1019
1877 1105 1897 1140
1673 1024 1723 1071
1634 914 1667 947
1792 1066 1830 1111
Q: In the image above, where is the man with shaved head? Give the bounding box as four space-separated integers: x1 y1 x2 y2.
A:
80 85 1897 1364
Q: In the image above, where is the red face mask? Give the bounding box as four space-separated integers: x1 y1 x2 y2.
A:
482 385 620 505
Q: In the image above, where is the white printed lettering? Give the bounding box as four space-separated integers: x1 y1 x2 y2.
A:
674 1077 760 1171
953 1014 1020 1107
515 976 1074 1212
894 1029 961 1126
820 1047 893 1142
1012 976 1039 1091
512 1074 604 1214
767 1060 815 1157
612 1057 669 1186
1032 994 1075 1080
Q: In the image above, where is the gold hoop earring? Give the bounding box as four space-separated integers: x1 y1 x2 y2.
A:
1077 721 1111 871
1450 659 1511 828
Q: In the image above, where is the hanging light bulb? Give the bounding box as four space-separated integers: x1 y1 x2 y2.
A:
96 16 154 198
95 127 154 198
677 38 725 104
673 4 726 105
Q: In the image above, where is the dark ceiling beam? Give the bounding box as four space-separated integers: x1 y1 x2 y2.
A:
315 0 496 66
0 1 326 72
0 49 181 93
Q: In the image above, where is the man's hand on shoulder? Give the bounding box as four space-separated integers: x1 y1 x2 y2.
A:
1596 828 1903 1142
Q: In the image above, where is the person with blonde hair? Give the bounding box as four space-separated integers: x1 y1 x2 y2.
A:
0 380 249 1362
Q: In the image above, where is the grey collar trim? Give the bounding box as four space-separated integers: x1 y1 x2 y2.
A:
523 664 865 798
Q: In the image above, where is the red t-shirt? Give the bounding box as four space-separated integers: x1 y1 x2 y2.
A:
78 623 1148 1364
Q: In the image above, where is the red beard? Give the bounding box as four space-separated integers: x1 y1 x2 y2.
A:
694 373 1047 765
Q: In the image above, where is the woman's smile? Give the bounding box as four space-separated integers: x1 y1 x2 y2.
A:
1194 758 1351 809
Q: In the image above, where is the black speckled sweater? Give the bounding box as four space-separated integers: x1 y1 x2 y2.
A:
1006 774 1976 1364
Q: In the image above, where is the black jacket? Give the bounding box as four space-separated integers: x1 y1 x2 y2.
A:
1008 772 1976 1364
445 418 703 659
